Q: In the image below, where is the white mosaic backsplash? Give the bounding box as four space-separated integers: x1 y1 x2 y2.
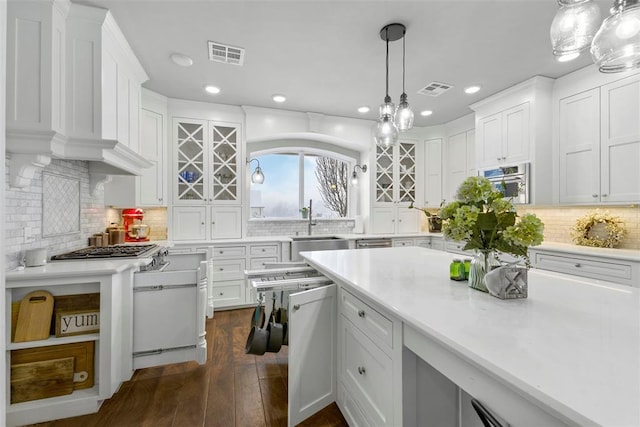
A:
246 219 355 237
5 157 106 269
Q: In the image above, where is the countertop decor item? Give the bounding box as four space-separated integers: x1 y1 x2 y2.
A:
409 200 444 232
571 210 626 248
300 207 309 219
439 176 544 293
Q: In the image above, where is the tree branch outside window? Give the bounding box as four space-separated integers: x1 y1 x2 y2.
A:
315 157 348 217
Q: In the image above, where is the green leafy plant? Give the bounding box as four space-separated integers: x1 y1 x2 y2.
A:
439 177 544 263
299 207 309 213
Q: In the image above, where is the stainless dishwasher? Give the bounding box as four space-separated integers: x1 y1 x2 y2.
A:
355 238 393 248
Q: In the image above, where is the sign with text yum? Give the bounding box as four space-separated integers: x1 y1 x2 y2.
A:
55 310 100 337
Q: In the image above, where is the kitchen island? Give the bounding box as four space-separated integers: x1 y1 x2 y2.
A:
301 246 640 427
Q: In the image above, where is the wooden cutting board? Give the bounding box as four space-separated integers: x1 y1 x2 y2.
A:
13 290 54 342
10 356 75 403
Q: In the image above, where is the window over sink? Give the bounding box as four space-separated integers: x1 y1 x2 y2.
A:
249 150 354 219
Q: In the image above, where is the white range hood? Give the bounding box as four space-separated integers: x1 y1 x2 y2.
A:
6 0 151 189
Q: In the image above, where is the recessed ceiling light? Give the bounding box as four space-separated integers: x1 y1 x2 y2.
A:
272 94 286 103
357 106 370 113
464 85 481 94
420 110 433 117
170 53 193 67
204 85 221 95
557 52 580 62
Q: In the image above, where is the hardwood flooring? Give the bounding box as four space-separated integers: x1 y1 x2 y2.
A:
30 308 348 427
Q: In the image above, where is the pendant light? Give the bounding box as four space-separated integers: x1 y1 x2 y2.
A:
373 24 404 148
394 26 414 132
550 0 601 61
591 0 640 72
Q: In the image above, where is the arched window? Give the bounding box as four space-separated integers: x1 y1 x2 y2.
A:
249 148 355 219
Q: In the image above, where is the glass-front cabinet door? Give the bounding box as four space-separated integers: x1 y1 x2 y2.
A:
374 141 416 206
396 141 416 205
175 119 207 203
375 145 394 203
210 123 240 203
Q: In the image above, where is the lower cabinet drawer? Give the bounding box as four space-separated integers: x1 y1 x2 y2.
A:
533 251 634 285
338 383 372 427
211 281 244 308
393 239 414 247
212 258 246 281
249 257 279 270
249 244 279 257
340 289 393 351
341 317 393 427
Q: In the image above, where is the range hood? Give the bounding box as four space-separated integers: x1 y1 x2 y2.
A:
6 0 151 189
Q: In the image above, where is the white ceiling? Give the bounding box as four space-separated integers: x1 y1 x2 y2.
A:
76 0 611 126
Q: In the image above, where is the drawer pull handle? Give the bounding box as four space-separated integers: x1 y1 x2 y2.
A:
219 292 224 296
357 366 366 375
219 268 224 271
592 194 598 198
262 249 266 252
292 304 300 311
574 263 581 268
358 310 365 318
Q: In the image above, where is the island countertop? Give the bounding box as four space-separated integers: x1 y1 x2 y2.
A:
301 246 640 427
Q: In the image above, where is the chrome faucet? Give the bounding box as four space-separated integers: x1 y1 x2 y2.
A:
308 199 316 235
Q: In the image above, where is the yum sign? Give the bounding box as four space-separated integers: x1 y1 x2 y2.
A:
55 310 100 337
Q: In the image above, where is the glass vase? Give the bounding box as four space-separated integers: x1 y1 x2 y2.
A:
468 250 500 293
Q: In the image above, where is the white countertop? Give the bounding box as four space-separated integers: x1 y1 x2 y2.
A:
302 247 640 427
6 257 152 281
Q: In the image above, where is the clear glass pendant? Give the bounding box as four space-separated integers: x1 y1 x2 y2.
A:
372 114 398 148
591 2 640 72
550 0 601 59
394 93 414 132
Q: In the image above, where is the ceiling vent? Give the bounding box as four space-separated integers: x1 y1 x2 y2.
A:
208 41 245 66
418 81 453 97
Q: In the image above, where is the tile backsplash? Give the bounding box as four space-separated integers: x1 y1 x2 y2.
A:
246 219 355 237
518 205 639 250
5 158 105 269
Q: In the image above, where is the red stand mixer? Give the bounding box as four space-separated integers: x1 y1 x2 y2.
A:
122 208 151 242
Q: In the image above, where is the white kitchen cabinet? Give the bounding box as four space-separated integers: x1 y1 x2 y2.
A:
423 138 443 207
337 288 403 427
288 284 338 426
600 75 640 203
104 90 168 207
529 247 639 287
371 140 419 234
5 269 136 426
445 130 476 201
558 88 601 204
471 76 553 205
558 74 640 204
476 103 530 168
172 118 243 239
172 206 206 240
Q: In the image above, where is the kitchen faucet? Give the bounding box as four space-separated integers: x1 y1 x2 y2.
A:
308 199 316 235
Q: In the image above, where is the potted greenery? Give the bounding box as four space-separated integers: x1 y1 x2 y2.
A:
439 176 544 294
409 200 444 232
300 207 309 219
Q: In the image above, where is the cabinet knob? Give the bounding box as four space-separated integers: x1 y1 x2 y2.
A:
219 292 224 296
201 222 205 225
574 263 581 268
262 249 266 252
592 194 599 198
358 309 365 318
219 251 224 254
502 156 506 160
219 268 224 271
357 366 366 375
292 304 300 311
159 198 163 202
602 194 608 197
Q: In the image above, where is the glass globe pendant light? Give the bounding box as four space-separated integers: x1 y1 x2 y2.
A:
395 27 414 131
550 0 601 61
373 24 404 148
591 0 640 72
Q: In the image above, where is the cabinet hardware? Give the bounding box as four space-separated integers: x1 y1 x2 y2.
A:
357 366 366 375
574 263 581 268
592 194 599 198
219 268 224 271
602 194 608 197
219 292 224 296
497 157 501 161
358 309 365 318
292 304 300 311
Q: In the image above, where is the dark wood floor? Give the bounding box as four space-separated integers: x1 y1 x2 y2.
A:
31 308 348 427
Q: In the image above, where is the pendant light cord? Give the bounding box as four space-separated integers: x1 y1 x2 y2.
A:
402 29 406 95
385 27 390 100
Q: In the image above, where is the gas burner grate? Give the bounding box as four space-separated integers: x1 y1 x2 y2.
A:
51 244 158 260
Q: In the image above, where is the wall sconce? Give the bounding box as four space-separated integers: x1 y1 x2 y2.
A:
351 164 367 186
247 158 264 184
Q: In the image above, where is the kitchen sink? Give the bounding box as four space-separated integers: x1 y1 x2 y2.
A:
291 236 350 261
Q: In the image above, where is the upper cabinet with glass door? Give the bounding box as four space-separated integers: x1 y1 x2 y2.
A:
173 118 242 205
374 141 416 206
